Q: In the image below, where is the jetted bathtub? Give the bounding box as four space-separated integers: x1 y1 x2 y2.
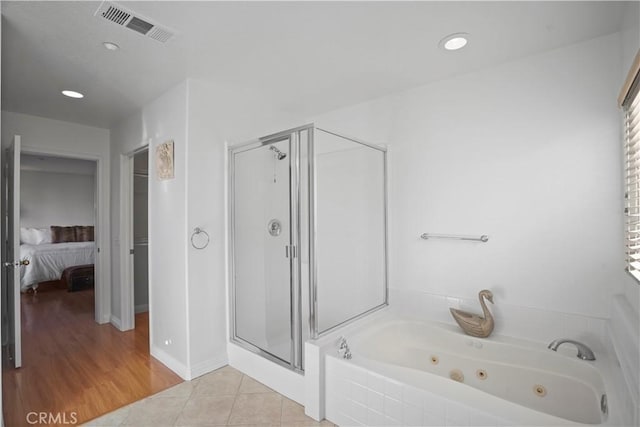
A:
324 317 613 426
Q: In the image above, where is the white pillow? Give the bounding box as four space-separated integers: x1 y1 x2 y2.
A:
20 227 51 245
34 228 52 244
20 227 38 245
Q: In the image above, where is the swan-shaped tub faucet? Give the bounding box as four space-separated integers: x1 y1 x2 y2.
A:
450 289 495 338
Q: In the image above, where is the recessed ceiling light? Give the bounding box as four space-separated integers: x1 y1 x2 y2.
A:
61 90 84 99
439 33 469 51
102 41 120 51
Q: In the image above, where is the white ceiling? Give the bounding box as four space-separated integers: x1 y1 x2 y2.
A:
1 1 628 129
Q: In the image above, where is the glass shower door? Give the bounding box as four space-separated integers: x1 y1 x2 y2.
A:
231 138 293 364
312 128 388 337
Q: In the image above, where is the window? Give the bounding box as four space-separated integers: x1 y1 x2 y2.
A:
622 51 640 280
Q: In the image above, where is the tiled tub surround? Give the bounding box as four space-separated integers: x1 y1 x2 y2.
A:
354 320 607 424
606 296 640 426
325 355 509 427
319 312 631 426
389 289 610 351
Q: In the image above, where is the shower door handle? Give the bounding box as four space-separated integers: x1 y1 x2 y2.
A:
285 245 297 258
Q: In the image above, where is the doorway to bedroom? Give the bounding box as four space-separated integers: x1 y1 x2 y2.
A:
2 146 181 427
17 153 99 363
19 153 97 296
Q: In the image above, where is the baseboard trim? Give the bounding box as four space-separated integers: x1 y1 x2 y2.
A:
110 315 123 331
151 345 189 380
135 304 149 314
189 354 228 380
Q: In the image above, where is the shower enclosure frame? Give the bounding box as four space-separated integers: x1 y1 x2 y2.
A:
228 124 389 373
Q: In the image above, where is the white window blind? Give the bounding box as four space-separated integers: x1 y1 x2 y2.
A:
623 60 640 280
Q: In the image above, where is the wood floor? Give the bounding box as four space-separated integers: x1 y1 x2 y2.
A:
2 283 183 426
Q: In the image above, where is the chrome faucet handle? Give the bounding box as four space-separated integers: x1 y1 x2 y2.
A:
576 347 596 361
336 336 352 359
337 336 348 350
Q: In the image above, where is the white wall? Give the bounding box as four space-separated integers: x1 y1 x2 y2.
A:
110 82 189 374
185 79 300 376
2 112 110 156
110 78 300 379
1 111 111 323
311 33 624 320
621 1 640 82
21 170 95 228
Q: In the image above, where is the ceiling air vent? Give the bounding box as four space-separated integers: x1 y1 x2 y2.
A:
94 1 176 43
101 5 130 25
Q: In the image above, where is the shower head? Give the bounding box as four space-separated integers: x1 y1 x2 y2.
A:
269 146 287 160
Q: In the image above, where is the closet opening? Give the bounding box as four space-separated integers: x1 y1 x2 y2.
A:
132 149 149 323
119 146 150 332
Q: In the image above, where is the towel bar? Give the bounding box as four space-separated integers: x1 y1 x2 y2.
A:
420 233 489 243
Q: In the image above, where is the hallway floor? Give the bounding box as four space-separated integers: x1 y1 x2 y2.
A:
2 284 182 426
86 365 335 426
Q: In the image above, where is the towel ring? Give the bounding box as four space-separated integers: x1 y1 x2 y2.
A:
191 227 210 250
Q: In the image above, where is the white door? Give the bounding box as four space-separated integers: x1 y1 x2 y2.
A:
5 136 22 368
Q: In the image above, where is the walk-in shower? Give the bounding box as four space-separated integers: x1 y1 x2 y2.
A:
228 124 388 372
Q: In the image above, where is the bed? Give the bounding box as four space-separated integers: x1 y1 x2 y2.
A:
19 226 95 291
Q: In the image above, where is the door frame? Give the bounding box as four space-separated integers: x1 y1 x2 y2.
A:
6 136 22 369
18 145 109 324
119 146 149 331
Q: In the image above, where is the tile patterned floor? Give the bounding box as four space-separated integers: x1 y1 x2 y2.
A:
85 365 335 427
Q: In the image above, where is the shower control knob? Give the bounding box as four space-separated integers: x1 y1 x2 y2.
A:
268 219 282 237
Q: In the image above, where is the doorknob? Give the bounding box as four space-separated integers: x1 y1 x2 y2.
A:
3 259 29 268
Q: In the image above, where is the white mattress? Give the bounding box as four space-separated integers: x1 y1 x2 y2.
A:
20 242 95 291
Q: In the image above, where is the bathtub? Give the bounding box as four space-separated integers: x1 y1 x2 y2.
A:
323 316 620 426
